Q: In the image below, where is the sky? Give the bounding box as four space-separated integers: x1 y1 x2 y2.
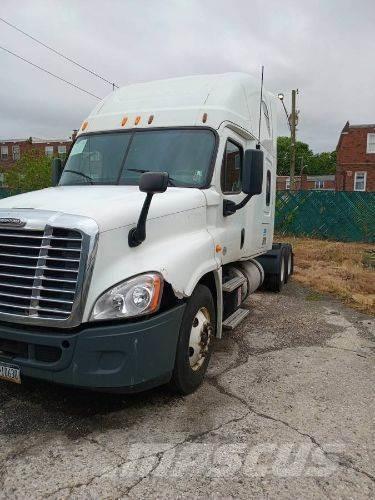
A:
0 0 374 152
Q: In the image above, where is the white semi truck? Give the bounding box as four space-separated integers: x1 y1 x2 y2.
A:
0 73 292 394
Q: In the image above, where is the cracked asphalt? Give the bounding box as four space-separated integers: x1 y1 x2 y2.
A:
0 282 374 499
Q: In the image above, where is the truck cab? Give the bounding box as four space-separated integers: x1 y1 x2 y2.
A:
0 73 292 394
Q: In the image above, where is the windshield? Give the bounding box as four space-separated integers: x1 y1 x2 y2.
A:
59 129 216 188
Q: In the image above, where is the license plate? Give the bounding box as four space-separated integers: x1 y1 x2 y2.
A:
0 362 21 384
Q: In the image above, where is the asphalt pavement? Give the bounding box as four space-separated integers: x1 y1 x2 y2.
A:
0 282 374 499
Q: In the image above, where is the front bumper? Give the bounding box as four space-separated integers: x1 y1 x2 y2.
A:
0 304 186 392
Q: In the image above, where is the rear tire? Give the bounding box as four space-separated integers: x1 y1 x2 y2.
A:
264 247 286 292
170 285 215 395
284 247 293 283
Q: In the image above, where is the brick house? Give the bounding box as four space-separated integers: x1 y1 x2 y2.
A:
0 137 73 167
276 174 335 191
336 122 375 192
0 136 73 186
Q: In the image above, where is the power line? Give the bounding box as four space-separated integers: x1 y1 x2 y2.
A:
0 16 119 89
0 45 102 100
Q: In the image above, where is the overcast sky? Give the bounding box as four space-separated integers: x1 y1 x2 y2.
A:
1 0 374 152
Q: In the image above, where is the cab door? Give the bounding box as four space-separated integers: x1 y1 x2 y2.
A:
216 132 247 264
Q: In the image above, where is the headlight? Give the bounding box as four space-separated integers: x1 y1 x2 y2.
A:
90 273 163 321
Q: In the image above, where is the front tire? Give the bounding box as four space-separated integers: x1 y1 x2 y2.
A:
170 285 215 395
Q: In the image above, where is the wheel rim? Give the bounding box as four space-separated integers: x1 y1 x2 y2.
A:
280 257 285 283
287 253 292 275
188 307 212 371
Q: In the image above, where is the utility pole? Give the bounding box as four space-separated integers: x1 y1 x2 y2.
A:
277 90 299 189
290 89 297 190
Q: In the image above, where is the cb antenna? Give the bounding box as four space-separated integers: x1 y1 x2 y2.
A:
257 65 264 149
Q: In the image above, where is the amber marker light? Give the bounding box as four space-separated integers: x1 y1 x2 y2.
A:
81 121 88 131
215 244 222 253
135 116 141 125
149 274 163 312
121 116 128 127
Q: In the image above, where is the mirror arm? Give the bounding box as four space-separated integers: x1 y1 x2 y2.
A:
234 194 252 211
223 194 252 217
128 193 154 247
52 158 64 187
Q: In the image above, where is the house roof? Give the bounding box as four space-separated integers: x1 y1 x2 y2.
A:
0 137 72 144
307 175 335 181
347 123 375 129
337 121 375 150
277 175 335 181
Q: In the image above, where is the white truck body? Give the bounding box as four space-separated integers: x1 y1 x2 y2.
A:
0 73 285 393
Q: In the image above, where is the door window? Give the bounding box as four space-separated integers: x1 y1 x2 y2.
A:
221 140 242 194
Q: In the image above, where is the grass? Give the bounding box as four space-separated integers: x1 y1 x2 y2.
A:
278 236 375 315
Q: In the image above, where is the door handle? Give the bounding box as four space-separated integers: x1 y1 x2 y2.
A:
241 228 245 249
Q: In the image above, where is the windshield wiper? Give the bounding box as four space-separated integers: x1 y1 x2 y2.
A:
127 168 177 187
63 169 94 184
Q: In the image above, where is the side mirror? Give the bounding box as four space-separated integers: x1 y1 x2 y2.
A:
139 171 169 194
242 149 264 196
129 171 169 247
223 149 264 217
52 157 64 186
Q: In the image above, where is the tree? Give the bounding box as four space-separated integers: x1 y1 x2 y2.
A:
1 150 53 193
277 136 337 176
308 151 336 175
277 137 314 175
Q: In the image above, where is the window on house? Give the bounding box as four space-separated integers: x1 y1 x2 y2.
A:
58 145 67 158
221 140 242 193
45 146 54 157
1 146 8 160
12 145 20 161
367 133 375 154
285 177 290 190
266 170 271 205
354 172 366 191
315 180 324 189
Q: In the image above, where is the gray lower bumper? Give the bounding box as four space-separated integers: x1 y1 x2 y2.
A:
0 304 186 392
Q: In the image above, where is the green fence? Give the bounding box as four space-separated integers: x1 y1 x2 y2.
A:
0 188 14 198
276 191 375 243
0 188 373 243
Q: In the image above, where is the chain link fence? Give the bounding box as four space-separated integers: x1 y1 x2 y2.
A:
0 188 373 243
276 191 375 243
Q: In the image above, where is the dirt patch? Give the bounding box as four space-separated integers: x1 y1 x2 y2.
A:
277 236 375 315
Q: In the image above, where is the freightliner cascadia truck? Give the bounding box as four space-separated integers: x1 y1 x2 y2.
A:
0 73 292 394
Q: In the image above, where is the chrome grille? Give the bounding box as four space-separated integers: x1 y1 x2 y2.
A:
0 227 83 320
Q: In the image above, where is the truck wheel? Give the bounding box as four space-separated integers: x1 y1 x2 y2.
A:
284 247 293 283
265 247 286 292
170 285 215 395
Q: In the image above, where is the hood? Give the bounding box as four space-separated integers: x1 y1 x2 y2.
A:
0 185 207 232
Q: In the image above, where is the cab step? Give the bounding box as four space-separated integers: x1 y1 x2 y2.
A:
223 308 249 330
222 275 246 293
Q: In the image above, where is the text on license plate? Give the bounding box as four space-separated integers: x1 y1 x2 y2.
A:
0 362 21 384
